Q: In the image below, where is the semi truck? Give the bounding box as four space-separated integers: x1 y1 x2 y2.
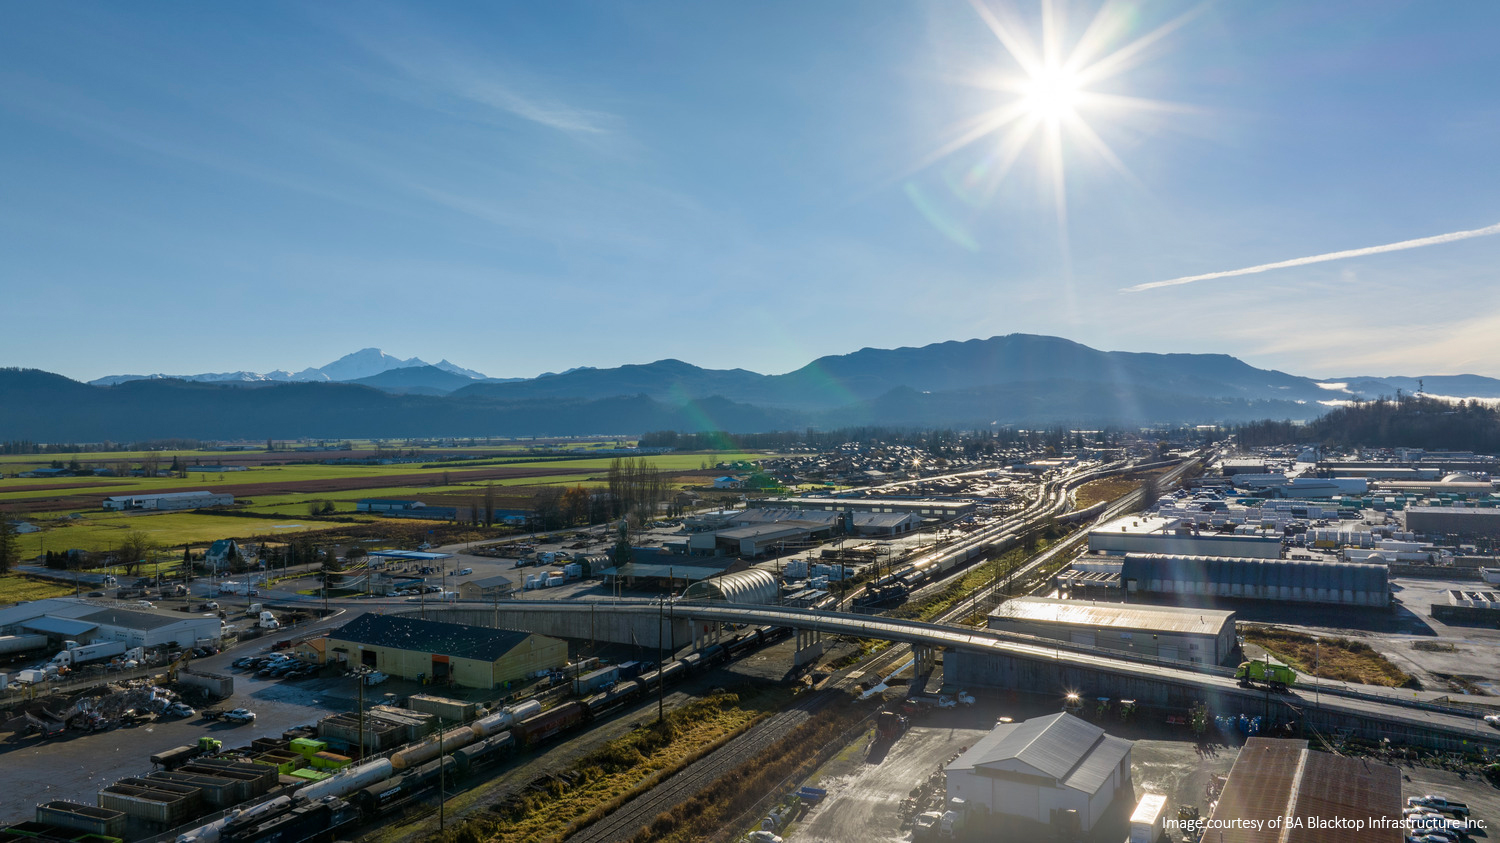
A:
1235 659 1296 692
48 640 129 668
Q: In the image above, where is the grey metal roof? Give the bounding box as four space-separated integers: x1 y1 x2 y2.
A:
21 616 99 636
78 608 197 632
331 614 535 662
949 712 1130 795
716 524 817 542
466 575 514 589
1121 554 1388 592
990 597 1234 636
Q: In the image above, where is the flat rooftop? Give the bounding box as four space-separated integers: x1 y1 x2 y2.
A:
989 596 1235 636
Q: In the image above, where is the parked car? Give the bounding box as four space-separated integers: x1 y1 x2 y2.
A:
1407 796 1469 817
223 708 256 724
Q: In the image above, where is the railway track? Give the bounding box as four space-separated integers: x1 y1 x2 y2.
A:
563 455 1204 843
566 690 841 843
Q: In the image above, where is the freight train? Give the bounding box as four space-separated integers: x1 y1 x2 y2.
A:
176 636 769 843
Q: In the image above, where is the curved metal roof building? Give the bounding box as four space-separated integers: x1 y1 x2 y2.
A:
681 569 778 605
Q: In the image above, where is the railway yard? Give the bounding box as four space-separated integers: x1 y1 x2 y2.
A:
5 437 1500 843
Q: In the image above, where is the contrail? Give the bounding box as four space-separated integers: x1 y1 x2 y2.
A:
1123 220 1500 293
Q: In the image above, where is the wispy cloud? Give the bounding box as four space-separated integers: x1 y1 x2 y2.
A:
1122 221 1500 293
338 22 617 138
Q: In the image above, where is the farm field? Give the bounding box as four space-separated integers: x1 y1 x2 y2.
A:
2 447 770 556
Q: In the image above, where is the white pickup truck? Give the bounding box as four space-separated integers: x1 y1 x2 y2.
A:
1407 795 1470 817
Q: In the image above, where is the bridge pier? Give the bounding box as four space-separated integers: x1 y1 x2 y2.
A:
793 628 824 668
912 645 935 680
690 618 723 651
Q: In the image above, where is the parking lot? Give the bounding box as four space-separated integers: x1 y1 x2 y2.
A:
0 617 356 823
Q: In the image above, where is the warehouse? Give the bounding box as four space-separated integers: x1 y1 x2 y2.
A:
457 575 515 601
1120 554 1390 607
987 597 1237 665
326 615 565 690
1406 505 1500 539
944 712 1132 833
1088 515 1282 559
750 497 976 521
1206 737 1400 842
101 491 234 511
0 598 222 649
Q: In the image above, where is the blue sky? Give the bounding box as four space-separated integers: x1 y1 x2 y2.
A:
3 1 1498 382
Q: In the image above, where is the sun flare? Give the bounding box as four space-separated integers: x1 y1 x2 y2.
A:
914 0 1197 231
1020 65 1081 123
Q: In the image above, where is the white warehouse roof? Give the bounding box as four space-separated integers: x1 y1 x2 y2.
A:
989 597 1235 637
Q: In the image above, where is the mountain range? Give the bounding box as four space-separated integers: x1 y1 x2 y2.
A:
87 348 496 387
9 334 1500 442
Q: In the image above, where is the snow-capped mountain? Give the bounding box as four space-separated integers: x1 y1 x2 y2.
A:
88 349 489 386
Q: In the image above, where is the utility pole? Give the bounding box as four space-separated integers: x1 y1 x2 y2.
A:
356 656 366 761
437 717 447 831
657 596 664 723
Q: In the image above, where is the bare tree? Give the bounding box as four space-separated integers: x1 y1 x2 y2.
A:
118 530 154 577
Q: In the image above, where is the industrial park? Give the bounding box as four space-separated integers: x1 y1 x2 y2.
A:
2 433 1500 843
5 2 1500 842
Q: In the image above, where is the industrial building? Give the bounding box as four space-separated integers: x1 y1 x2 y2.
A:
1088 515 1282 559
1120 554 1390 607
1206 737 1401 843
987 597 1237 665
0 598 222 649
749 497 976 520
945 712 1132 833
326 615 565 690
101 491 234 511
1406 505 1500 539
683 508 923 557
681 569 779 604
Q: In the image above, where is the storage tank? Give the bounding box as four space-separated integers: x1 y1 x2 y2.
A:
294 759 393 803
472 700 541 737
176 795 291 843
388 726 477 770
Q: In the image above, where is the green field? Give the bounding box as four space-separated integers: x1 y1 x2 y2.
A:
4 449 770 556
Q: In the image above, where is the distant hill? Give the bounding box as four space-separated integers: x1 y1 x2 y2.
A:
1322 374 1500 400
348 365 488 396
452 334 1333 409
17 334 1500 441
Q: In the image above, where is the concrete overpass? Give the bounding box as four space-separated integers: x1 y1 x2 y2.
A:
417 598 1500 753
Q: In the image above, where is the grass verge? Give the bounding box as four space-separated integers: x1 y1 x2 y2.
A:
1242 625 1417 688
427 689 780 843
0 574 75 604
625 693 874 843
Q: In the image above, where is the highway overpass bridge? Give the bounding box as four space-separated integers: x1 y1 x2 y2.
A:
410 598 1500 753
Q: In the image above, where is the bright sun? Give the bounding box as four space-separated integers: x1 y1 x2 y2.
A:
916 0 1195 225
1020 65 1081 122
